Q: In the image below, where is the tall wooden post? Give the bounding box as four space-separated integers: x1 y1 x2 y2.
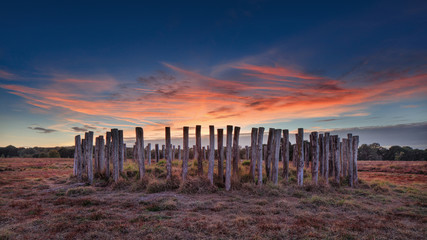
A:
304 141 309 169
296 128 304 186
347 133 353 187
319 134 323 176
165 127 172 180
105 132 111 178
111 129 119 183
147 143 151 166
155 144 159 163
250 128 258 182
342 139 348 177
118 130 124 173
208 125 215 185
266 128 275 181
135 127 145 179
232 126 240 179
86 131 94 184
257 127 265 186
196 125 203 176
99 136 105 174
352 136 359 185
217 129 224 183
272 129 281 184
182 126 189 181
75 135 82 181
282 129 289 182
178 145 181 160
334 136 341 184
94 137 99 176
225 125 233 191
310 132 319 185
324 132 330 184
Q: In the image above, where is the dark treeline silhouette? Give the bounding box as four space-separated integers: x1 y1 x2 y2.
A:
0 143 426 161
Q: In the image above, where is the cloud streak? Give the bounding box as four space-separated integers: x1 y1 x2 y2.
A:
28 126 57 134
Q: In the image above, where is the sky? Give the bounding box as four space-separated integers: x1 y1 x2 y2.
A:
0 0 426 149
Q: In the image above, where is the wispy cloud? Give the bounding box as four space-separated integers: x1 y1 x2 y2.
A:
28 126 57 133
0 70 16 80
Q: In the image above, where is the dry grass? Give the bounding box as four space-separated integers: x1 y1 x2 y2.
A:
0 158 426 239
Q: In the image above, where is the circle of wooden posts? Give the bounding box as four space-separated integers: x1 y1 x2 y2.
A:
73 126 360 190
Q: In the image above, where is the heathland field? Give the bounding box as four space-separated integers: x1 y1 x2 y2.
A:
0 158 426 239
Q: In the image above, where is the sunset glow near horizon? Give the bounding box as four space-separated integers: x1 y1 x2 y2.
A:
0 1 426 148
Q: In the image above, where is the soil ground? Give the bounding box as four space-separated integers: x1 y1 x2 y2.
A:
0 158 426 239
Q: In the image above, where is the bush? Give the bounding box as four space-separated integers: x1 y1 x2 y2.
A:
146 176 180 193
242 160 250 166
179 177 218 194
48 150 60 158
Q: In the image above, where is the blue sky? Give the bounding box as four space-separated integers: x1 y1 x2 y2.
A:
0 0 426 148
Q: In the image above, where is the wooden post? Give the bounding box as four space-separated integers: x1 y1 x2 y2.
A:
182 126 189 181
225 125 233 191
111 129 119 183
178 145 181 160
86 131 94 184
135 127 145 179
217 129 224 183
272 129 281 184
352 135 359 186
296 128 304 186
342 139 348 177
98 136 105 174
324 132 330 184
94 137 99 176
232 126 240 179
118 130 124 173
257 127 265 186
155 144 159 163
319 134 323 176
250 128 258 182
165 127 172 180
282 129 289 182
310 132 319 185
105 132 111 178
266 128 275 181
304 141 309 169
208 125 215 185
147 143 151 166
75 135 82 181
196 125 203 176
334 136 340 184
292 144 296 168
347 133 353 187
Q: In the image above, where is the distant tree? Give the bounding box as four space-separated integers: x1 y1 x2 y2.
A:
48 150 60 158
38 152 48 158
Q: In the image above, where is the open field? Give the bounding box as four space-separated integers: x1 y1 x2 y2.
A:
0 158 426 239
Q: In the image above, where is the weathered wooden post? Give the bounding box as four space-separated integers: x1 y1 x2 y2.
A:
196 125 203 176
111 129 119 183
165 127 172 180
282 129 289 182
296 128 304 186
292 144 296 167
225 125 233 191
162 145 165 159
334 136 341 184
118 130 124 173
178 145 181 160
75 135 82 181
324 132 330 184
155 144 159 163
347 133 353 187
86 131 94 184
266 128 275 181
217 129 224 183
208 125 215 185
353 136 359 186
94 137 99 176
250 128 258 182
304 141 309 169
182 126 189 181
319 134 323 176
105 132 111 178
339 141 343 177
135 127 145 179
310 132 319 185
232 126 240 179
272 129 281 184
342 138 348 177
99 136 105 174
147 143 151 166
257 127 265 186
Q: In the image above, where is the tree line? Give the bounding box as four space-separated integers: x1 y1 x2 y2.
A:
0 143 426 161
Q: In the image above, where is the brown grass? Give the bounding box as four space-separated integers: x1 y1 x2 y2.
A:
0 158 426 239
